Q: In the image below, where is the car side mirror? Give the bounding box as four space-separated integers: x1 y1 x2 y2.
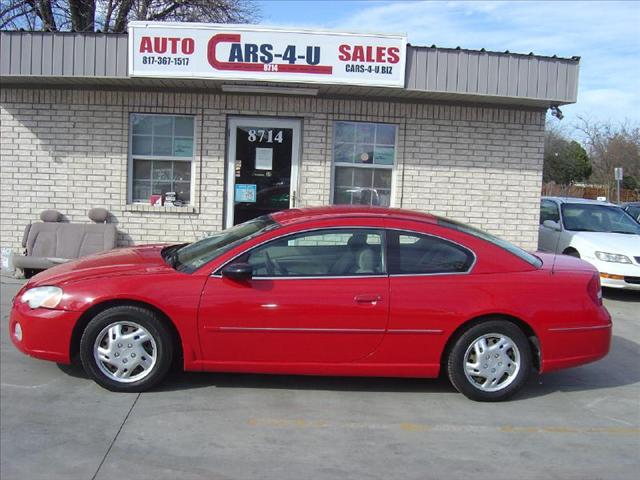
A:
221 262 253 281
543 220 562 232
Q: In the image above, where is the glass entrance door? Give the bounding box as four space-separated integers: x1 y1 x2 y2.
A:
226 117 301 227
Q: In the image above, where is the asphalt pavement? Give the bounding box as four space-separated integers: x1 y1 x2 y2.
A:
1 276 639 480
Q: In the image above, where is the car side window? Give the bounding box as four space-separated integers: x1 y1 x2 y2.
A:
540 200 560 224
235 229 385 277
627 206 640 222
387 231 474 275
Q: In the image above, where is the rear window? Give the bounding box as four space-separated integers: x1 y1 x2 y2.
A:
437 217 543 268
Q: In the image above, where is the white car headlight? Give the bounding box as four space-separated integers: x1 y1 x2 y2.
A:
20 286 63 309
595 251 632 264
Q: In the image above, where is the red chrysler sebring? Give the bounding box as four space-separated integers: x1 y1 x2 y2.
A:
9 207 611 401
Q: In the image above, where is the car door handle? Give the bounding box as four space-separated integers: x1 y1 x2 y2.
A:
354 294 382 304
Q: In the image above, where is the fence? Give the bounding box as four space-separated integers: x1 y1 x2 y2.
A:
542 183 639 202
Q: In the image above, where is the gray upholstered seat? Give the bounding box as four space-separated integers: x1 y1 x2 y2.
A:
355 248 378 274
13 209 117 273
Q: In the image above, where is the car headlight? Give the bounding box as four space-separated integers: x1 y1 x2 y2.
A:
20 286 63 309
594 251 632 264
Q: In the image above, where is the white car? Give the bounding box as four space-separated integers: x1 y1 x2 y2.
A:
538 197 640 290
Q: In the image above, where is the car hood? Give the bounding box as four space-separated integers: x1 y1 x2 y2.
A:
28 245 174 287
571 232 640 255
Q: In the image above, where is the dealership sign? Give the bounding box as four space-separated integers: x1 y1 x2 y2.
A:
128 22 406 87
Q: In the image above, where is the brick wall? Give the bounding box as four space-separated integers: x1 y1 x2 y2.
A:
0 88 545 254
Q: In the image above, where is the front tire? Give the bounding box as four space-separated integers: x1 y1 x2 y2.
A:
447 320 532 401
80 306 173 392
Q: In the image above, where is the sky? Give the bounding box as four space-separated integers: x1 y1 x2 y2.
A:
257 0 640 138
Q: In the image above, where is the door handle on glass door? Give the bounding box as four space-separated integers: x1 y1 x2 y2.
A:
354 294 382 304
291 190 297 207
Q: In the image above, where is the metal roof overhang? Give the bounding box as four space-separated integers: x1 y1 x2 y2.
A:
0 75 572 108
0 31 580 109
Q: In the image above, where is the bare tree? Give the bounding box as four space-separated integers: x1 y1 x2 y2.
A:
2 1 66 31
69 0 96 32
576 116 640 193
2 0 259 32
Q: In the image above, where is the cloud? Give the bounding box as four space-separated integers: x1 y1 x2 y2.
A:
263 1 640 130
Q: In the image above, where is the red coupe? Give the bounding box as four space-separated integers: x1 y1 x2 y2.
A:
9 207 611 401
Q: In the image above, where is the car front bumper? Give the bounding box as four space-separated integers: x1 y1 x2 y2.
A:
9 298 80 364
582 256 640 291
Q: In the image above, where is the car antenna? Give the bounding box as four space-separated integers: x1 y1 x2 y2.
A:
551 223 562 275
187 211 199 241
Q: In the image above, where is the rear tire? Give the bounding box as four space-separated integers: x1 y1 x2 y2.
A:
80 306 173 392
447 320 532 402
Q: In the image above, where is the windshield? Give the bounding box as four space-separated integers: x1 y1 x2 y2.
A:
171 215 278 273
561 204 640 234
437 217 543 268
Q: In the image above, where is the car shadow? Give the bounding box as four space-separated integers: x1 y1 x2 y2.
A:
156 370 457 394
513 334 640 401
603 288 640 302
56 361 89 379
57 335 638 399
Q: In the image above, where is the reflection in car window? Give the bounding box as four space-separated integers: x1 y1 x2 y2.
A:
561 204 640 234
389 231 474 274
174 216 278 272
235 229 385 277
438 217 543 268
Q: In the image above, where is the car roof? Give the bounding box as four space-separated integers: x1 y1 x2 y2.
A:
542 196 619 207
271 206 438 226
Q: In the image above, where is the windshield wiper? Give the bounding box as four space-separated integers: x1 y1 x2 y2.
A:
611 230 637 234
162 244 188 269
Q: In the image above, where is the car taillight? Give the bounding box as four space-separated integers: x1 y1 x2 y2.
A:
587 272 603 306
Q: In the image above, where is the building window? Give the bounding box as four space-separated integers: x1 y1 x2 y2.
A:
332 121 396 207
129 114 195 204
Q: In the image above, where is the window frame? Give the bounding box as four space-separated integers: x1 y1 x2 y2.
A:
386 229 477 277
330 121 398 207
127 113 197 205
214 226 388 279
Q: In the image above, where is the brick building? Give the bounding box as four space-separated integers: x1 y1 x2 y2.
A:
0 24 579 254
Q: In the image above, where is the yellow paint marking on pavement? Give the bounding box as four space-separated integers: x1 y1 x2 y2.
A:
400 422 430 432
247 418 639 435
500 425 539 433
586 427 640 434
502 425 639 435
543 426 580 433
